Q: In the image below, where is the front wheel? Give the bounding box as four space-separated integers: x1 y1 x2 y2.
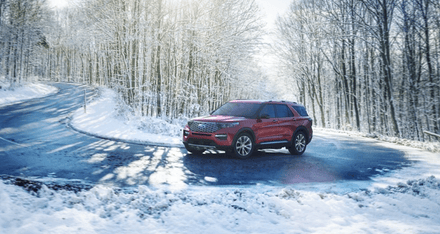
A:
288 131 307 155
233 133 254 159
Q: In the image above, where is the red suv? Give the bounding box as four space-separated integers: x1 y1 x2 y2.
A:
182 100 313 158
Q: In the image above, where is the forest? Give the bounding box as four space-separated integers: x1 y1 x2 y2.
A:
0 0 266 118
275 0 440 141
0 0 439 141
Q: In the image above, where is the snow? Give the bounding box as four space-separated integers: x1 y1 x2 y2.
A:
48 0 68 9
316 127 440 153
2 83 440 233
70 88 184 147
1 177 440 233
0 79 58 106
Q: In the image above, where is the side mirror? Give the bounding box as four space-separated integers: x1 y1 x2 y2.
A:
259 114 270 119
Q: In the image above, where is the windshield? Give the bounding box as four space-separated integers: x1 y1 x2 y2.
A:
212 102 261 118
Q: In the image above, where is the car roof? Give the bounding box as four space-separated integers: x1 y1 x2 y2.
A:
230 99 300 105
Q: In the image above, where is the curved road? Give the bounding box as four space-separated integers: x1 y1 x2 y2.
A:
0 83 412 187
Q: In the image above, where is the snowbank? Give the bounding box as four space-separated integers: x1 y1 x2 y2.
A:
70 88 185 147
0 79 58 106
315 128 440 153
1 176 440 234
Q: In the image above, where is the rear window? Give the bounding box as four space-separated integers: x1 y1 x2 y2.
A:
292 106 309 116
212 102 262 118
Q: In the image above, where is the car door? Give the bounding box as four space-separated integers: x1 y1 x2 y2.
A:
274 104 297 141
253 104 282 143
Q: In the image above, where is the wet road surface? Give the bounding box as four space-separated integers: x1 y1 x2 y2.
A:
0 83 412 187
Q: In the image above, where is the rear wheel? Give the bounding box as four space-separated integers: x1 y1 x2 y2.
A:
233 133 254 159
288 131 307 155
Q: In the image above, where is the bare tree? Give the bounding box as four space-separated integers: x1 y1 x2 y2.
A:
274 0 439 140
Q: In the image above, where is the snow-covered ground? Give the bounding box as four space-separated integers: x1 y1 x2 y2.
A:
317 127 440 154
2 83 440 233
1 176 440 234
0 79 58 106
70 88 185 147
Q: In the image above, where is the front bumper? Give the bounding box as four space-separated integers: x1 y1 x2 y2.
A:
182 126 234 151
183 142 217 150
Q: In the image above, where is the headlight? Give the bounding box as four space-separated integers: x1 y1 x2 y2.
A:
217 122 239 129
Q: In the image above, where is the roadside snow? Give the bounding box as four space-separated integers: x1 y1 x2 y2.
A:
1 176 440 234
315 127 440 153
70 88 184 147
0 79 58 106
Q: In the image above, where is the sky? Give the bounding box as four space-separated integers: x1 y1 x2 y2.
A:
255 0 291 30
254 0 292 54
48 0 68 8
254 0 293 98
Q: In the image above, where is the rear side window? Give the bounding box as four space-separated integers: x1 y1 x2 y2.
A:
275 104 294 118
260 104 276 118
292 106 309 116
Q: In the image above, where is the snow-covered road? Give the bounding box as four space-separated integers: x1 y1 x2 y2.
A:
1 82 440 233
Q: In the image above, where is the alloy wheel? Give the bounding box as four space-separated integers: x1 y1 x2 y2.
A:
235 135 253 158
295 133 306 153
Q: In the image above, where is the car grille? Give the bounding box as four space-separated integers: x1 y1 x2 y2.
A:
188 121 219 133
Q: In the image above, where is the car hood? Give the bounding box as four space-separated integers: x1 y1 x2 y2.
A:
191 115 247 122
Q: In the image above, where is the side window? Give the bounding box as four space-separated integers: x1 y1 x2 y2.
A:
275 104 294 118
259 104 276 118
292 106 309 116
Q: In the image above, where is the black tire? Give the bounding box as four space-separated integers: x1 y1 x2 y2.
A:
232 133 254 159
185 146 205 155
288 131 307 155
